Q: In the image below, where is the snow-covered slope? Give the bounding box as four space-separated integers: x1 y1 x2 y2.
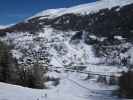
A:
3 27 101 67
0 24 14 29
0 71 119 100
31 0 133 19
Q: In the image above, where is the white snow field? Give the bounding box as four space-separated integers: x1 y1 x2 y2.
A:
0 24 14 29
0 70 120 100
30 0 133 19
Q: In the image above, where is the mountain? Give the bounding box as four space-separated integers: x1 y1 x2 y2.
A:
1 0 133 66
0 0 133 99
0 24 14 29
0 25 8 29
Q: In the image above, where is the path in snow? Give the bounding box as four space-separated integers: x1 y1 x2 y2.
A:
0 65 121 100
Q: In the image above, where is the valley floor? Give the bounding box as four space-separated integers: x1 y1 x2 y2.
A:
0 64 123 100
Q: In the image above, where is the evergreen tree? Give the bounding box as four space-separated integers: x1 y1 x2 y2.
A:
118 70 133 98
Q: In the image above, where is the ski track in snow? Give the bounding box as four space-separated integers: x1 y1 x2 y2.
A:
0 71 119 100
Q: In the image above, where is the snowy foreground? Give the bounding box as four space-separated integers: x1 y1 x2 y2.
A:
0 64 122 100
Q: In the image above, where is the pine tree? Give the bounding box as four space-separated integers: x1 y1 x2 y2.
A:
0 41 20 84
118 70 133 98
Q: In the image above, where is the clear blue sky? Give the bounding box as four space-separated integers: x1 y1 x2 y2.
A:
0 0 95 25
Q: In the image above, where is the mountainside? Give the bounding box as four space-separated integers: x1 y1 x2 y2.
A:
0 0 133 66
0 0 133 99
